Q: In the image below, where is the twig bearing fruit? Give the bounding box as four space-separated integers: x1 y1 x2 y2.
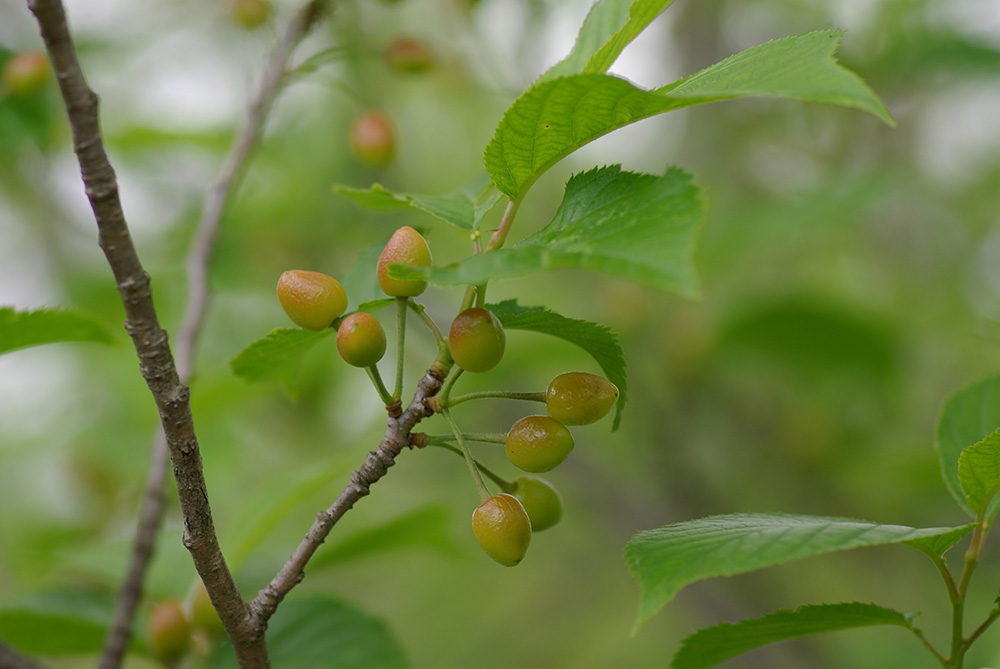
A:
545 372 619 425
337 312 387 367
448 307 505 372
510 475 562 531
505 415 574 473
472 493 531 566
377 226 432 297
276 270 347 330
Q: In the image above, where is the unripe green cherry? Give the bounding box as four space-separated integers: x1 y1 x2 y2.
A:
384 37 434 73
505 415 574 473
276 270 348 331
377 226 431 297
336 312 387 367
231 0 271 28
545 372 619 425
147 599 191 663
187 581 223 635
2 51 50 96
350 110 396 167
448 307 505 373
510 475 563 531
471 493 531 567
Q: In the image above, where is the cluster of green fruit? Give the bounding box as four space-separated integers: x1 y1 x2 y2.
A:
275 227 618 567
145 583 223 664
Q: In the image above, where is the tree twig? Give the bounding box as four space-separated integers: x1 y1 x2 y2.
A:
0 640 44 669
97 2 332 667
26 0 268 665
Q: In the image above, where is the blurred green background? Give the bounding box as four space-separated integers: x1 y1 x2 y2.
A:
2 0 1000 666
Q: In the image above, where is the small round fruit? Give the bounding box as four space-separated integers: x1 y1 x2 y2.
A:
276 270 347 331
448 307 505 373
545 372 619 425
384 37 434 73
147 599 191 663
377 226 431 297
336 312 387 367
187 581 223 635
2 51 50 96
350 110 396 167
231 0 271 28
510 475 562 531
505 415 574 473
471 493 531 566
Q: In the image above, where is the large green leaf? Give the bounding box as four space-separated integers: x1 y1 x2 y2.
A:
488 299 628 431
625 514 969 630
0 306 115 355
309 505 460 570
541 0 675 81
335 173 501 232
399 166 702 296
958 427 1000 518
936 375 1000 517
671 602 912 669
212 595 409 669
230 327 334 387
485 31 893 199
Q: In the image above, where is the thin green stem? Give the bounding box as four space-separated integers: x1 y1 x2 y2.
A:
443 389 545 409
486 197 521 251
441 408 491 502
964 604 1000 651
907 623 949 668
949 514 989 667
427 442 513 490
459 285 477 312
393 297 407 399
929 553 960 603
426 432 507 445
475 284 486 308
365 365 394 405
408 300 446 354
438 366 465 405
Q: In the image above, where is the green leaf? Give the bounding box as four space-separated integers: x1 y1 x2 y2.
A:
625 514 969 630
671 602 912 669
211 595 409 669
309 505 460 570
541 0 675 82
936 375 1000 518
335 173 501 232
904 523 975 558
230 328 334 387
958 427 1000 518
485 31 893 199
408 166 702 296
488 299 628 431
0 306 115 355
0 592 111 654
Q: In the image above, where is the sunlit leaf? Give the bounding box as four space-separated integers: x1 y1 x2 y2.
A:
958 427 1000 518
404 166 702 296
625 514 968 630
488 299 628 430
0 306 115 355
936 375 1000 518
211 596 409 668
230 327 334 387
672 602 912 669
486 31 893 199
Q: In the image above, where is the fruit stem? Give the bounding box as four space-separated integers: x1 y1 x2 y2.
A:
441 408 491 502
408 300 446 354
442 389 546 409
426 432 507 445
393 296 408 399
475 284 486 309
437 366 465 405
486 196 521 252
426 441 513 489
364 365 394 405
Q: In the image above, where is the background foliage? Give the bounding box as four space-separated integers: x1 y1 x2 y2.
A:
2 0 1000 666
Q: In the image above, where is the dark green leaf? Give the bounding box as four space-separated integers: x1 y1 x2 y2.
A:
541 0 675 81
672 602 912 669
625 514 968 630
230 328 334 386
212 595 409 669
0 306 115 355
310 505 460 569
936 375 1000 518
488 299 628 430
958 427 1000 518
408 166 702 296
485 32 893 199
